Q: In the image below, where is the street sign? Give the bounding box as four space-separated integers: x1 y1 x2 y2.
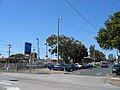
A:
24 42 32 54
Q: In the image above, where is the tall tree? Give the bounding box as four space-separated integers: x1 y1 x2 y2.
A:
89 45 105 61
96 11 120 51
9 53 25 63
46 35 88 63
89 45 95 57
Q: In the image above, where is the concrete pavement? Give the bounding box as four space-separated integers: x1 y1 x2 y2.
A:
107 74 120 87
0 72 120 90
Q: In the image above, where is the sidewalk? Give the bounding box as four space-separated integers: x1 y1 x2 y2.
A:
2 68 65 74
107 74 120 87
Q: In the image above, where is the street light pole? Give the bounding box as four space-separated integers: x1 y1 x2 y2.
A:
45 43 48 61
93 45 95 66
36 38 40 60
57 17 62 64
117 49 119 63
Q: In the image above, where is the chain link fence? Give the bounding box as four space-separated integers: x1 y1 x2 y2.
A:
0 61 45 73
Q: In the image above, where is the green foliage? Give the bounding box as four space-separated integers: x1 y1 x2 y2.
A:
89 45 105 61
9 53 25 63
46 35 88 63
9 53 25 58
96 11 120 51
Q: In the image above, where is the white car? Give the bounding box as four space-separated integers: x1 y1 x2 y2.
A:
100 61 109 68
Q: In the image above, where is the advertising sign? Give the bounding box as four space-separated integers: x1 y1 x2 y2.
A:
24 42 32 54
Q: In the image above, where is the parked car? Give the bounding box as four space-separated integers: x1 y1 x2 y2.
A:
112 64 120 75
74 63 82 70
47 63 54 70
85 63 93 68
48 63 64 71
74 63 87 69
64 64 73 72
100 61 109 68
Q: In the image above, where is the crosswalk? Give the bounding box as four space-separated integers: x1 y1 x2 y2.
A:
6 87 21 90
0 80 21 90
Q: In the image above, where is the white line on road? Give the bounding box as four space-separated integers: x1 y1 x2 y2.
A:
0 81 12 85
6 87 21 90
1 80 17 84
97 72 102 76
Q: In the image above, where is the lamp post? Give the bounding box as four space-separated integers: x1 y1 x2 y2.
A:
93 45 96 66
45 43 48 61
57 17 62 64
36 38 40 60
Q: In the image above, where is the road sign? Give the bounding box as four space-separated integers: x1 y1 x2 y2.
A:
24 42 32 54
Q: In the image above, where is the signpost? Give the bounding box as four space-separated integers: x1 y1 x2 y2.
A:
24 42 32 73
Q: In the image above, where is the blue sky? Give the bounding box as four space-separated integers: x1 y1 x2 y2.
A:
0 0 120 59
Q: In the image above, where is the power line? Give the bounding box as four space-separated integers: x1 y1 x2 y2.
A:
61 21 94 35
0 36 36 49
0 36 24 46
64 0 98 31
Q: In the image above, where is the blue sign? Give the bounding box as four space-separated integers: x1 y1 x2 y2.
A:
24 42 32 54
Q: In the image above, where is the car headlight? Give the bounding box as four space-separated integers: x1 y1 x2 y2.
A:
112 69 116 71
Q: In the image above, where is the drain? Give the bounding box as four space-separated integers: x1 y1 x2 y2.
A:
9 79 18 81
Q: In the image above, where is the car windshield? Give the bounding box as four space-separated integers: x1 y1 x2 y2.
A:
113 64 120 67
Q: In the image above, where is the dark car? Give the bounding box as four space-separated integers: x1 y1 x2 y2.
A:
112 64 120 75
100 61 109 68
48 64 64 71
85 63 93 68
64 64 73 72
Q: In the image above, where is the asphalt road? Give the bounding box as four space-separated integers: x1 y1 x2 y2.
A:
72 63 113 76
0 72 120 90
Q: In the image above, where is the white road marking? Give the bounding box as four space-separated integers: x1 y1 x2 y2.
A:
1 80 17 84
110 77 120 80
6 87 21 90
0 81 12 85
97 72 102 76
62 79 70 81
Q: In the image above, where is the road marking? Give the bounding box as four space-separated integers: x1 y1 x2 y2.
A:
1 80 17 84
0 81 12 85
6 87 21 90
62 79 70 81
96 72 102 76
110 77 120 80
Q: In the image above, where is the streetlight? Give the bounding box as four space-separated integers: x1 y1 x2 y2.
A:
45 43 48 61
36 37 40 60
93 45 96 66
57 17 62 64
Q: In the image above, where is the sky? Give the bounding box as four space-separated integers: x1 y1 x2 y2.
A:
0 0 120 59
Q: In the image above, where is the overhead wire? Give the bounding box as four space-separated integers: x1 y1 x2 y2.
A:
61 21 94 36
64 0 98 31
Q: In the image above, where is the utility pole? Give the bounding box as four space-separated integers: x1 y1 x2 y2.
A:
45 43 48 61
8 44 12 57
57 17 62 64
33 48 35 64
93 45 95 66
7 44 12 70
117 49 119 63
36 38 40 60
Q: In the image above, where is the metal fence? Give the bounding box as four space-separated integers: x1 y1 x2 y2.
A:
0 62 45 73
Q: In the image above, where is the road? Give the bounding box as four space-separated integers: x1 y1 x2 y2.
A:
72 63 113 76
0 72 120 90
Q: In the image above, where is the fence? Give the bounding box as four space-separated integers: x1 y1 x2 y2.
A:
0 62 45 73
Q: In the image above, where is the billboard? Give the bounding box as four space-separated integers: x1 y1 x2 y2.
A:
24 42 32 54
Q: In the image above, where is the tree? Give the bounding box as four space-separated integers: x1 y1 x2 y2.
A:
46 35 88 63
89 45 95 57
9 53 25 63
89 45 105 61
96 11 120 51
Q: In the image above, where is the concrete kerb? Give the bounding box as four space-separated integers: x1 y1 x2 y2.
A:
3 68 65 74
107 74 120 87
